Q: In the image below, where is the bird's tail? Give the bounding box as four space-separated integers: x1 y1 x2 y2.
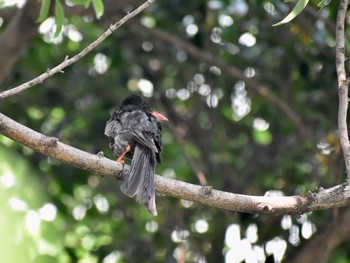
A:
120 144 157 216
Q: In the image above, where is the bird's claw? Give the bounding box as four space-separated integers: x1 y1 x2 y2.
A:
116 159 125 164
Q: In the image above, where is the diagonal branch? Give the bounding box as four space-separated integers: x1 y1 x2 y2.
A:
335 0 350 181
142 25 314 142
1 111 350 215
0 0 156 99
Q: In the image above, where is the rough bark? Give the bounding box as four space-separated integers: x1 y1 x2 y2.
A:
1 112 350 215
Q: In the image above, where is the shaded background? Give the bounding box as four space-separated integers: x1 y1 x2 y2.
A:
0 0 349 262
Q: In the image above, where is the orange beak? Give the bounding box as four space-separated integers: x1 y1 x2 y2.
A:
152 111 168 121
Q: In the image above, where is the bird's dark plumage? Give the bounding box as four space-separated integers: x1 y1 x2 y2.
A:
105 93 167 215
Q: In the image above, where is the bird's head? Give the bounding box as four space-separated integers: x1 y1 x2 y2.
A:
122 93 168 121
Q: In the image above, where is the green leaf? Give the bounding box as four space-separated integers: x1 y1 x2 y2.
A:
317 0 332 8
252 129 272 145
273 0 310 26
37 0 51 22
84 0 92 9
69 0 90 5
54 0 65 37
92 0 104 19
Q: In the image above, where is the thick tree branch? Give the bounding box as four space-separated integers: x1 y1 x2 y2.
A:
0 0 156 99
1 111 350 215
335 0 350 181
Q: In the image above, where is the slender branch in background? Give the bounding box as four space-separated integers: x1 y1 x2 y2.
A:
287 207 350 263
335 0 350 182
142 25 314 142
0 0 156 99
1 112 350 214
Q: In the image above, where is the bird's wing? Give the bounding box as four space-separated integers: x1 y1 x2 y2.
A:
132 130 158 153
121 109 159 153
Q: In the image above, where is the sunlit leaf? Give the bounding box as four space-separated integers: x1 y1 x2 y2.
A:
37 0 51 22
54 0 65 37
84 0 92 8
273 0 310 26
317 0 332 7
27 107 44 120
92 0 104 19
252 129 272 145
69 0 90 5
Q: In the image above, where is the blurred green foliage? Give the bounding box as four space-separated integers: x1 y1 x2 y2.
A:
1 0 350 262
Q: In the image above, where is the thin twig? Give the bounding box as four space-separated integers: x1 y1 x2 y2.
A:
1 112 350 214
0 0 156 99
335 0 350 182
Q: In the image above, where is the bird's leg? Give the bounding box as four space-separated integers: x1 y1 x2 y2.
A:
116 145 131 163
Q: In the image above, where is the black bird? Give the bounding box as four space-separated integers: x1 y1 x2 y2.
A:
105 93 168 215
